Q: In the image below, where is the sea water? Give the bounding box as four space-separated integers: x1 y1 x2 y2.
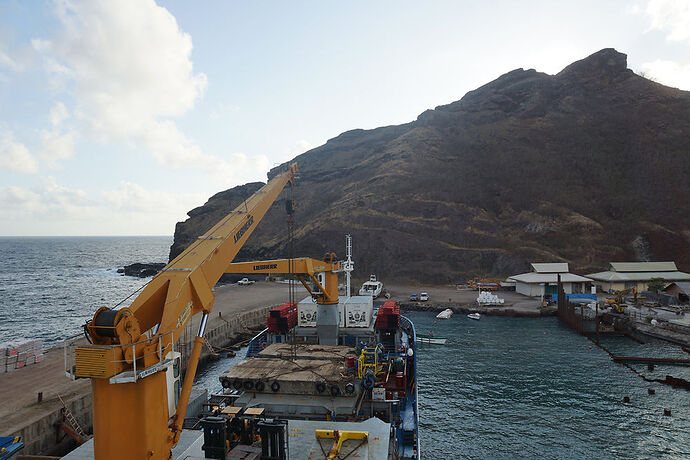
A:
1 237 688 458
408 312 690 459
0 236 171 348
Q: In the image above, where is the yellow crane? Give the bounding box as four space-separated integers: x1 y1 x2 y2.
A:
225 253 342 305
225 254 343 345
72 164 297 460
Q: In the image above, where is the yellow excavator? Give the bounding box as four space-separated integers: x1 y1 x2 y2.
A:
605 286 637 313
70 164 297 460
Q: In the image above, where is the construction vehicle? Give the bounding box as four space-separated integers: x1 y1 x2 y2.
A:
604 286 637 313
66 164 298 460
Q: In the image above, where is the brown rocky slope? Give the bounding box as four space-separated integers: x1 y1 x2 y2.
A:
170 49 690 283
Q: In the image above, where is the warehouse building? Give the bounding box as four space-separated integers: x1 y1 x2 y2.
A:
586 262 690 293
509 263 592 297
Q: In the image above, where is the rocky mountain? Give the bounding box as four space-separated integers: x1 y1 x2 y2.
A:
170 49 690 283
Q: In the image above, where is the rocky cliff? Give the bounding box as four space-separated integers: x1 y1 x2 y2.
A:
170 49 690 283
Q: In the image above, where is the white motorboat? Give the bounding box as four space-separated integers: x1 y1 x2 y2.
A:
436 308 453 319
467 312 481 320
359 274 383 298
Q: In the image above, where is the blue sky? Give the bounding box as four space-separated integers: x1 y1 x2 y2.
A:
0 0 688 235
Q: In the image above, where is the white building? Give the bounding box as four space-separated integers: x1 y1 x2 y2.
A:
509 263 592 297
587 262 690 293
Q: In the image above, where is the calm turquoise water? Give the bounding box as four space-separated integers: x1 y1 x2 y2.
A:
408 311 690 459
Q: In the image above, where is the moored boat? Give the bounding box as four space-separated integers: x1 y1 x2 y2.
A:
436 308 453 319
359 274 384 298
468 312 481 320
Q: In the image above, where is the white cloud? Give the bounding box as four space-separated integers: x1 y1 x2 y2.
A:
0 186 42 215
50 101 69 127
645 0 690 42
0 130 38 174
640 59 690 89
40 129 75 163
103 181 203 215
0 49 21 71
47 0 207 164
38 102 75 165
0 178 203 235
28 0 269 186
0 177 93 219
281 139 314 163
204 152 272 187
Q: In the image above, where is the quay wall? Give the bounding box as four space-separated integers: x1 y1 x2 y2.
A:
11 392 92 457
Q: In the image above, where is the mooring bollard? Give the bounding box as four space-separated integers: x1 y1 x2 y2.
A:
648 388 655 395
623 396 630 403
37 392 42 403
663 409 671 416
648 362 654 371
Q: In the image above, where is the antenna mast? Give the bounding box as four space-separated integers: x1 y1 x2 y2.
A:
344 234 354 298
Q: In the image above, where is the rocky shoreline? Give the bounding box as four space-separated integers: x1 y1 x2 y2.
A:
118 262 165 278
398 301 557 318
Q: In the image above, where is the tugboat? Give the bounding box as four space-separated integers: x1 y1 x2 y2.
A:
204 256 420 459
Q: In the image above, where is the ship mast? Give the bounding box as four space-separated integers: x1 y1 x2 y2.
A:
344 234 354 298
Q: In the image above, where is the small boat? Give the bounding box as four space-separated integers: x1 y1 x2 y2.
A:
359 274 383 298
416 334 447 345
436 308 453 319
467 312 481 320
0 436 23 460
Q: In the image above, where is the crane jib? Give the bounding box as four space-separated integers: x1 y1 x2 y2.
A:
253 264 278 270
233 215 254 242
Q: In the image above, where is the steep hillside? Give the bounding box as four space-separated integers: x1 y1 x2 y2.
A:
170 49 690 283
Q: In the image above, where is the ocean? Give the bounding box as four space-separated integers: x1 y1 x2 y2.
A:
0 236 171 348
1 237 689 458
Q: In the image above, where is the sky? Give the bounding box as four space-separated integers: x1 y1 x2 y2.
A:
0 0 688 236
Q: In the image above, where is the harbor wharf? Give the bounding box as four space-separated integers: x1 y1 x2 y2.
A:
0 281 304 457
385 283 550 316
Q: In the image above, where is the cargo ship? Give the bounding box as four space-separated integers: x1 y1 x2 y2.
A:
205 295 421 459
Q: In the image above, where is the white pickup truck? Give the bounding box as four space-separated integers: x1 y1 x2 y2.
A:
237 278 255 285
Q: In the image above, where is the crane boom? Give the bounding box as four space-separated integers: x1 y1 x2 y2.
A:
73 163 298 460
226 256 342 305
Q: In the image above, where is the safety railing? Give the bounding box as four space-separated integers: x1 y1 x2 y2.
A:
63 330 175 384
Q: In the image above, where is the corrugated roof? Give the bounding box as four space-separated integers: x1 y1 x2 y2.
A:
509 272 591 283
609 262 677 272
664 281 690 294
531 263 569 273
586 271 690 282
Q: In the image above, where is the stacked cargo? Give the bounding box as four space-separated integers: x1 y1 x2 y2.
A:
266 302 297 333
1 338 43 373
375 300 400 329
